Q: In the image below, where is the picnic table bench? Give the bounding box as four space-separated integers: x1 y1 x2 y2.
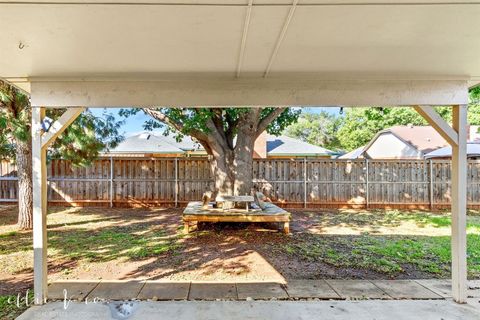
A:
182 201 291 234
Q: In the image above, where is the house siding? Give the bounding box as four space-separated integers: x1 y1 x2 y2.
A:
364 133 422 159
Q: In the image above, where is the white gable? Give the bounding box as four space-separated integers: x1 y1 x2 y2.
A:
364 132 422 159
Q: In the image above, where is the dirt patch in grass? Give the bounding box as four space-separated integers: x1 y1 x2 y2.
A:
1 205 480 298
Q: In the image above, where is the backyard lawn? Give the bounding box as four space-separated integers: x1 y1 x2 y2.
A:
1 204 480 317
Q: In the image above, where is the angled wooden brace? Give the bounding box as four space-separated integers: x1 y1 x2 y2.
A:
413 106 458 146
41 107 85 150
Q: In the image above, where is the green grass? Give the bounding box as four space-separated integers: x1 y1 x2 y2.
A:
278 210 480 277
0 231 17 238
0 290 33 320
281 233 480 277
315 209 480 231
48 226 183 262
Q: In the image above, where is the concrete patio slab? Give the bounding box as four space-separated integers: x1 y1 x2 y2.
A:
189 282 237 300
285 280 340 299
236 282 288 300
137 281 190 300
371 280 442 299
16 300 480 320
48 280 100 301
468 280 480 298
326 280 390 299
415 279 452 298
86 280 145 300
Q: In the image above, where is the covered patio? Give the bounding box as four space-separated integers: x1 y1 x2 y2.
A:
1 0 480 311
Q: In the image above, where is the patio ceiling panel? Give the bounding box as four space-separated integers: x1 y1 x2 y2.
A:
0 4 245 77
269 5 480 79
237 5 291 75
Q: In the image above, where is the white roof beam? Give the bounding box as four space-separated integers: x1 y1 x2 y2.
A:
30 79 469 107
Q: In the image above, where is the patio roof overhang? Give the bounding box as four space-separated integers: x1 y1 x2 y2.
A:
1 0 480 106
1 0 477 308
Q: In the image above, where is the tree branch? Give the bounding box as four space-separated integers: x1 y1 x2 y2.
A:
225 112 237 149
204 116 230 151
256 107 287 136
141 107 210 142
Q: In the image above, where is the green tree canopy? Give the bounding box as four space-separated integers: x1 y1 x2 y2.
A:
0 103 124 166
283 111 342 151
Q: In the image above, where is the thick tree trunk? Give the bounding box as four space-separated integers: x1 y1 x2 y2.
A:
233 130 256 196
15 136 33 229
208 146 255 197
209 148 235 197
207 113 257 198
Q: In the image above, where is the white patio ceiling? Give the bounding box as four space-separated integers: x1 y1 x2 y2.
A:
1 0 480 89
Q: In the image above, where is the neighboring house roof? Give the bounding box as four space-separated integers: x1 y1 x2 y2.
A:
266 134 334 156
160 134 201 151
338 146 366 160
377 125 448 155
109 132 186 154
106 132 333 157
425 143 480 159
356 125 480 159
469 126 480 142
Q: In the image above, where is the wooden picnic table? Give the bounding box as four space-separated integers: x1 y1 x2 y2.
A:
182 201 291 234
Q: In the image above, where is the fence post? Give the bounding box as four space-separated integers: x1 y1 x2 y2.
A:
365 159 369 209
175 158 179 207
429 159 434 210
303 158 307 208
109 157 113 208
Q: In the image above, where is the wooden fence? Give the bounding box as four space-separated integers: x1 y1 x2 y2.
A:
1 158 480 209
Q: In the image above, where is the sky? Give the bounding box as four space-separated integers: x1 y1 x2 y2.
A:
89 107 341 135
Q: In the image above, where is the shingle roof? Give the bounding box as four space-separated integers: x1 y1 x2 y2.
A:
387 126 448 154
425 143 480 159
266 134 333 156
108 132 333 156
110 132 186 154
338 146 365 159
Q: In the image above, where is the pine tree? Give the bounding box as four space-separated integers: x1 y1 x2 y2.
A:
0 80 123 229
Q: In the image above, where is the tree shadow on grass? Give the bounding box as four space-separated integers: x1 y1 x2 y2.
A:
2 207 480 295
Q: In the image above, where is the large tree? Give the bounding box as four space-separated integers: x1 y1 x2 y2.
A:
283 111 342 151
0 80 123 229
121 108 300 197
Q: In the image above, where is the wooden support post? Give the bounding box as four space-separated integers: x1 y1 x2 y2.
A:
32 107 84 305
451 105 468 303
32 107 47 305
109 157 114 208
175 158 179 208
303 158 307 208
415 104 467 303
365 159 369 209
429 160 434 210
